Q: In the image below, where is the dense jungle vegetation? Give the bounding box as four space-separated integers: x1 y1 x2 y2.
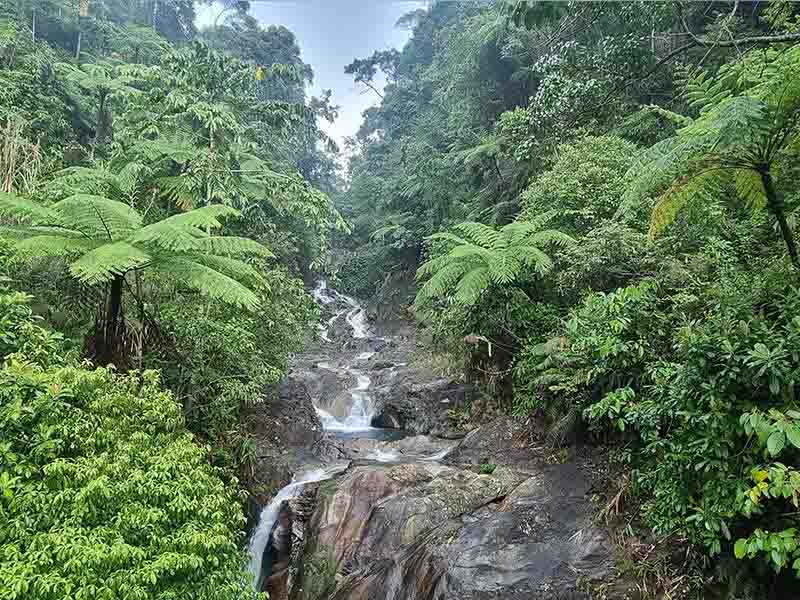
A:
0 0 340 596
1 0 800 598
336 1 800 597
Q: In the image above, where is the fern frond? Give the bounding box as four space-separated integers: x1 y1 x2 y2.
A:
15 236 100 257
0 193 59 225
453 266 491 305
53 195 142 240
453 221 500 247
153 257 260 310
156 175 198 210
516 245 555 275
488 251 521 285
196 236 273 257
160 205 241 230
733 168 766 210
130 221 204 253
527 230 576 249
648 171 720 239
416 261 470 304
69 242 151 284
192 255 266 290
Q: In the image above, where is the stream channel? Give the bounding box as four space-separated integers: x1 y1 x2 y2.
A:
246 280 450 591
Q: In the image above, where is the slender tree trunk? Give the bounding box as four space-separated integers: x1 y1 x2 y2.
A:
98 275 124 365
761 169 800 272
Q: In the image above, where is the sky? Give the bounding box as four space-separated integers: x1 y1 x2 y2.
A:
196 1 427 146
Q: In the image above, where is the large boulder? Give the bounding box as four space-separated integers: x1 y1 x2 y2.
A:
286 417 617 600
325 462 614 600
244 375 324 506
305 462 524 574
445 415 538 470
370 367 472 437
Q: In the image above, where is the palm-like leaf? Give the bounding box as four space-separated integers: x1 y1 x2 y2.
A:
0 193 269 310
625 46 800 240
415 217 574 308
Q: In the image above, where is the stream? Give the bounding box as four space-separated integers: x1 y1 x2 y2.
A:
247 280 450 590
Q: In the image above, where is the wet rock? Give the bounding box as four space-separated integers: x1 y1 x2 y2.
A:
325 462 614 600
370 367 472 436
305 462 523 574
264 500 293 599
244 375 323 505
445 416 538 470
370 360 396 371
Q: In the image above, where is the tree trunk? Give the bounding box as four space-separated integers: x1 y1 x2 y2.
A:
96 275 124 365
761 170 800 272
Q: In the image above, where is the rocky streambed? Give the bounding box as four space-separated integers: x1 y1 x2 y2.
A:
245 282 626 600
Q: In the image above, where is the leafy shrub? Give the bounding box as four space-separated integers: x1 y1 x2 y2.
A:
147 268 317 473
0 288 260 599
519 135 639 236
335 243 387 298
516 257 800 584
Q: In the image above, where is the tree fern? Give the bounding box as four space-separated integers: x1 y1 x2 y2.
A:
415 211 574 308
0 192 271 363
624 45 800 269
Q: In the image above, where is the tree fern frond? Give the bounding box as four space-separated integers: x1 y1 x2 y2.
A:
648 172 720 239
453 267 491 305
453 221 500 247
160 205 241 230
416 216 567 307
156 175 198 210
733 168 766 210
192 255 266 290
69 242 151 285
53 195 142 240
130 221 204 253
516 245 555 275
154 257 260 310
416 262 470 304
488 252 521 285
15 236 100 258
195 236 273 258
0 193 59 225
527 230 576 249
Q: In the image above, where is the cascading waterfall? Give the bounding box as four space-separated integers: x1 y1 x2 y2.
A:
248 280 450 590
247 466 344 590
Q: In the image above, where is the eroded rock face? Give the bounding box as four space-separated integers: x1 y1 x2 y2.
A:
244 375 323 506
292 419 615 600
445 416 537 470
371 367 472 437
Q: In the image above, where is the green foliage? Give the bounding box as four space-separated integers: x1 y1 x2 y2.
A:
519 136 639 235
148 268 317 472
415 213 573 309
0 287 259 599
1 193 268 310
624 45 800 267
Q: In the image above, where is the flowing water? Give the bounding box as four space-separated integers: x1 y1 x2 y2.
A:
247 280 449 590
247 465 345 589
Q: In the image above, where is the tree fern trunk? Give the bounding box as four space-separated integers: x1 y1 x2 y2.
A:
761 170 800 272
96 275 124 365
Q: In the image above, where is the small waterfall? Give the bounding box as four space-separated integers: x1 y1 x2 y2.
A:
248 466 343 589
345 305 370 339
